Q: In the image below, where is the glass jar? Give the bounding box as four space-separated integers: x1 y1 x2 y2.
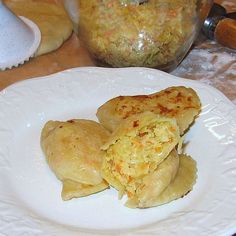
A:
78 0 213 71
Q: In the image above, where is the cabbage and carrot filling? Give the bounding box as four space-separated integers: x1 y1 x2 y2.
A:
79 0 198 67
102 115 180 198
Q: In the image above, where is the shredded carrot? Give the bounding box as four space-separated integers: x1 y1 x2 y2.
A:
168 10 177 17
132 139 143 147
128 176 133 182
155 146 162 152
127 191 134 198
104 29 115 37
115 164 121 173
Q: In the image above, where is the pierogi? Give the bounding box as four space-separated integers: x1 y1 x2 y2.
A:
126 154 197 208
40 86 200 208
41 119 110 200
97 86 201 135
101 112 181 204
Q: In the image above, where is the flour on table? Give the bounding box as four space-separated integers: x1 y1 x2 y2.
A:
173 36 236 105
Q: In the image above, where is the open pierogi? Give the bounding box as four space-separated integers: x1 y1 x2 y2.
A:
101 112 182 205
101 111 197 208
41 119 110 200
40 86 200 208
126 153 197 208
97 86 201 135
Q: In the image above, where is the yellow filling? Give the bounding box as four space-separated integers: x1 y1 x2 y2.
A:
103 121 178 197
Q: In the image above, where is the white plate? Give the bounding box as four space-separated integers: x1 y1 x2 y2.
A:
0 67 236 236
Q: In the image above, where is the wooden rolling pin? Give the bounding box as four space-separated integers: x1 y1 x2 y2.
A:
215 18 236 49
203 3 236 50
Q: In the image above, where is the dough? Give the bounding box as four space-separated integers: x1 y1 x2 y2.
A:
41 119 110 200
97 86 201 135
4 0 73 56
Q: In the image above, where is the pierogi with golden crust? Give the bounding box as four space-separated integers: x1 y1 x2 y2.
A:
101 112 181 203
41 119 110 200
125 149 179 208
62 179 109 201
40 86 200 207
126 154 197 208
97 86 201 135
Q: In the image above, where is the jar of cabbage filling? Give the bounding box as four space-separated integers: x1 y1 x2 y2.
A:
78 0 213 71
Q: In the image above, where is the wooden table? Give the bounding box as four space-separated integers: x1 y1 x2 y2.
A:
172 0 236 104
0 33 94 90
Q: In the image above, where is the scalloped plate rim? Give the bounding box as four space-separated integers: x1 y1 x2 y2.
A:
0 67 235 236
